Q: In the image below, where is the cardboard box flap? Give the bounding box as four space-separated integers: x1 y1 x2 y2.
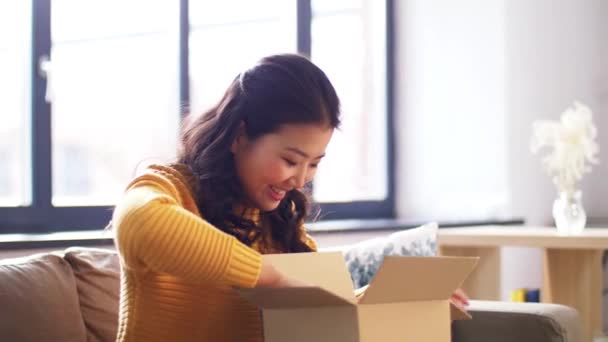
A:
358 256 479 304
450 302 472 320
262 252 355 301
237 286 355 309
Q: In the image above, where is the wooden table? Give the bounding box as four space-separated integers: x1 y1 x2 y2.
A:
438 226 608 342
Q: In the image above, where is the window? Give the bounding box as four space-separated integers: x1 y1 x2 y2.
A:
189 0 296 114
0 0 393 232
0 1 30 207
311 0 388 203
50 1 180 206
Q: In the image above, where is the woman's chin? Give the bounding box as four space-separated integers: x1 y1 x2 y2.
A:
256 199 282 212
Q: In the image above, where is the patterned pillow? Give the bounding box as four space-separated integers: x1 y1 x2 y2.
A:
343 222 438 289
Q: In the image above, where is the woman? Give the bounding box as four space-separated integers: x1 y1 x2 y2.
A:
112 54 339 342
112 53 468 342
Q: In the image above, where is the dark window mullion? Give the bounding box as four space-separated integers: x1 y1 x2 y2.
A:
30 0 52 229
180 0 190 119
297 0 311 56
319 201 393 221
49 206 113 232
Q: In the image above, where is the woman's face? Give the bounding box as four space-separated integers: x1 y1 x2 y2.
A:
231 123 333 212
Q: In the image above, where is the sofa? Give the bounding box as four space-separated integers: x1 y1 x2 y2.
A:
0 247 582 342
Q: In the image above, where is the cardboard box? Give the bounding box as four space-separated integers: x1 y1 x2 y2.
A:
239 252 478 342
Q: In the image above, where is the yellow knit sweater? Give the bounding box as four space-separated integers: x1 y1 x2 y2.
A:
112 164 317 342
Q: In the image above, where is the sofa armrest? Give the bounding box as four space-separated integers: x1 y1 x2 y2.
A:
452 300 581 342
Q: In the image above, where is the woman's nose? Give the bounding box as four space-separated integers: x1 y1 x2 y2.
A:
290 167 307 189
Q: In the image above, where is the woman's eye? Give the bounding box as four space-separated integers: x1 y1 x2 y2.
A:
283 158 297 166
310 163 318 169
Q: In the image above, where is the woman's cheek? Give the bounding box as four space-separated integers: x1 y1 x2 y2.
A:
266 160 290 182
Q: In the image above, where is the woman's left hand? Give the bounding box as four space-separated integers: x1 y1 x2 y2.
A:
450 288 469 310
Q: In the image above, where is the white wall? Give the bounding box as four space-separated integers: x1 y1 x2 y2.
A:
395 0 510 222
506 0 608 226
395 0 608 301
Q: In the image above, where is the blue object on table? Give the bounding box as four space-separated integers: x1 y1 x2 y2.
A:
525 288 540 303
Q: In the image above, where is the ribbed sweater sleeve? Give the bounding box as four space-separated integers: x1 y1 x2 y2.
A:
113 181 262 288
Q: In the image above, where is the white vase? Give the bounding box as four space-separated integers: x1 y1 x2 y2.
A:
552 190 586 235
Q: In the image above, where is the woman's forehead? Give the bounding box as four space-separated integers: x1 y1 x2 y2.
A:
268 124 333 153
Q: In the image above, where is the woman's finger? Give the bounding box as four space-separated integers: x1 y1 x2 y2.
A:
449 297 466 310
452 288 469 305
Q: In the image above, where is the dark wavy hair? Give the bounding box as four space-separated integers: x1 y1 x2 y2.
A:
177 54 340 252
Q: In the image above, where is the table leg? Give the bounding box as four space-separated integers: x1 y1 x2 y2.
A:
439 246 501 300
542 248 603 342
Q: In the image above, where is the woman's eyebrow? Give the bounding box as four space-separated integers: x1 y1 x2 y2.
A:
286 147 325 159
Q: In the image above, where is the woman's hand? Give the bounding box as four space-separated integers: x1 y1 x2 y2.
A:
450 288 469 310
255 258 308 288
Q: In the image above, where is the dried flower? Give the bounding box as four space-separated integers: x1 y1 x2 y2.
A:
531 102 599 194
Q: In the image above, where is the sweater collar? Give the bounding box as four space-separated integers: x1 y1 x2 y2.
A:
234 204 262 226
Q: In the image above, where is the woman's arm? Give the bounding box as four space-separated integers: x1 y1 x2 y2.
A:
113 182 262 289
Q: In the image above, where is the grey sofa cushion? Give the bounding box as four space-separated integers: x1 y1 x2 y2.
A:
0 252 87 342
64 247 121 342
452 300 581 342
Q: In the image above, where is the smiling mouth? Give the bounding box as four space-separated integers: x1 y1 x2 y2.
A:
269 185 287 200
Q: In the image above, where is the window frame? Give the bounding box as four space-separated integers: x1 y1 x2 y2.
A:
0 0 395 233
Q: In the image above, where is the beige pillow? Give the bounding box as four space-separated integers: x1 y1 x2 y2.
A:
0 253 87 342
64 247 121 342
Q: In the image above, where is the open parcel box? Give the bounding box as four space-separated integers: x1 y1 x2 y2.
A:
239 252 478 342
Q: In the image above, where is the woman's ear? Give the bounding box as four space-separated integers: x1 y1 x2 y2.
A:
230 121 248 154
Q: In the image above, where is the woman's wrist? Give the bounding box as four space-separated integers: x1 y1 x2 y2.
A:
255 259 282 287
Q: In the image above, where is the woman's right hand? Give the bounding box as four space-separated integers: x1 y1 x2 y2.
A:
255 258 308 288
